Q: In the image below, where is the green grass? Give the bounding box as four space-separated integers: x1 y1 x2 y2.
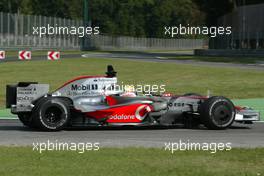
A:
0 57 264 107
168 56 264 64
233 99 264 119
0 147 263 176
0 109 16 118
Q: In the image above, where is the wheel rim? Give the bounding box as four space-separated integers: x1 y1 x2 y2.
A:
43 106 65 127
211 102 234 126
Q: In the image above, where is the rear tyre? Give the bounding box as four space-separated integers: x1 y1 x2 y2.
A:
18 113 34 128
200 96 235 130
31 97 71 131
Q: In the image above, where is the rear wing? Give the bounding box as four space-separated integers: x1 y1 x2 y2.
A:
6 82 49 113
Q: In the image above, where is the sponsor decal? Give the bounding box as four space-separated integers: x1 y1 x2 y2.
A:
0 50 5 59
19 50 31 60
72 84 90 91
71 84 98 91
109 114 135 120
17 96 34 101
66 90 101 96
97 78 116 82
48 51 60 60
135 105 152 120
109 105 152 121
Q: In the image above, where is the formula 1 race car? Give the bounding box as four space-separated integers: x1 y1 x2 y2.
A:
6 65 260 131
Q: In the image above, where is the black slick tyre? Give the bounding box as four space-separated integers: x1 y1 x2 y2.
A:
31 97 71 131
18 113 34 128
200 96 235 130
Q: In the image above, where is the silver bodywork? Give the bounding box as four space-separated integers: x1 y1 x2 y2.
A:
10 76 261 123
11 76 119 113
12 84 49 113
167 96 260 122
73 96 108 112
52 77 118 98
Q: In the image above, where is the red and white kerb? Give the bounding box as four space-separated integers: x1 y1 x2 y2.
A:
47 51 60 60
19 51 31 60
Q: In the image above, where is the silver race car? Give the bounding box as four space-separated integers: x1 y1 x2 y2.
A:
6 65 260 131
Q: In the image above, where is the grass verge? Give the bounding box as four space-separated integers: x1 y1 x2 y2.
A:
0 109 17 119
233 99 264 120
0 147 263 176
0 57 264 107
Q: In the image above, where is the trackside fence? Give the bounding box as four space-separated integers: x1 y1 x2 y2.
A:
0 12 208 50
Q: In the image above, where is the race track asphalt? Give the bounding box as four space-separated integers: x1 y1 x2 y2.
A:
0 119 263 148
81 52 264 70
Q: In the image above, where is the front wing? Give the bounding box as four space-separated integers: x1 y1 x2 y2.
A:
235 108 260 122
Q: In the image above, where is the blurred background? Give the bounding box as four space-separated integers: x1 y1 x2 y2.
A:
0 0 263 51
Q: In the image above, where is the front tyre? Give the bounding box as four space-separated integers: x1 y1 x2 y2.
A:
32 97 71 131
200 96 235 130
